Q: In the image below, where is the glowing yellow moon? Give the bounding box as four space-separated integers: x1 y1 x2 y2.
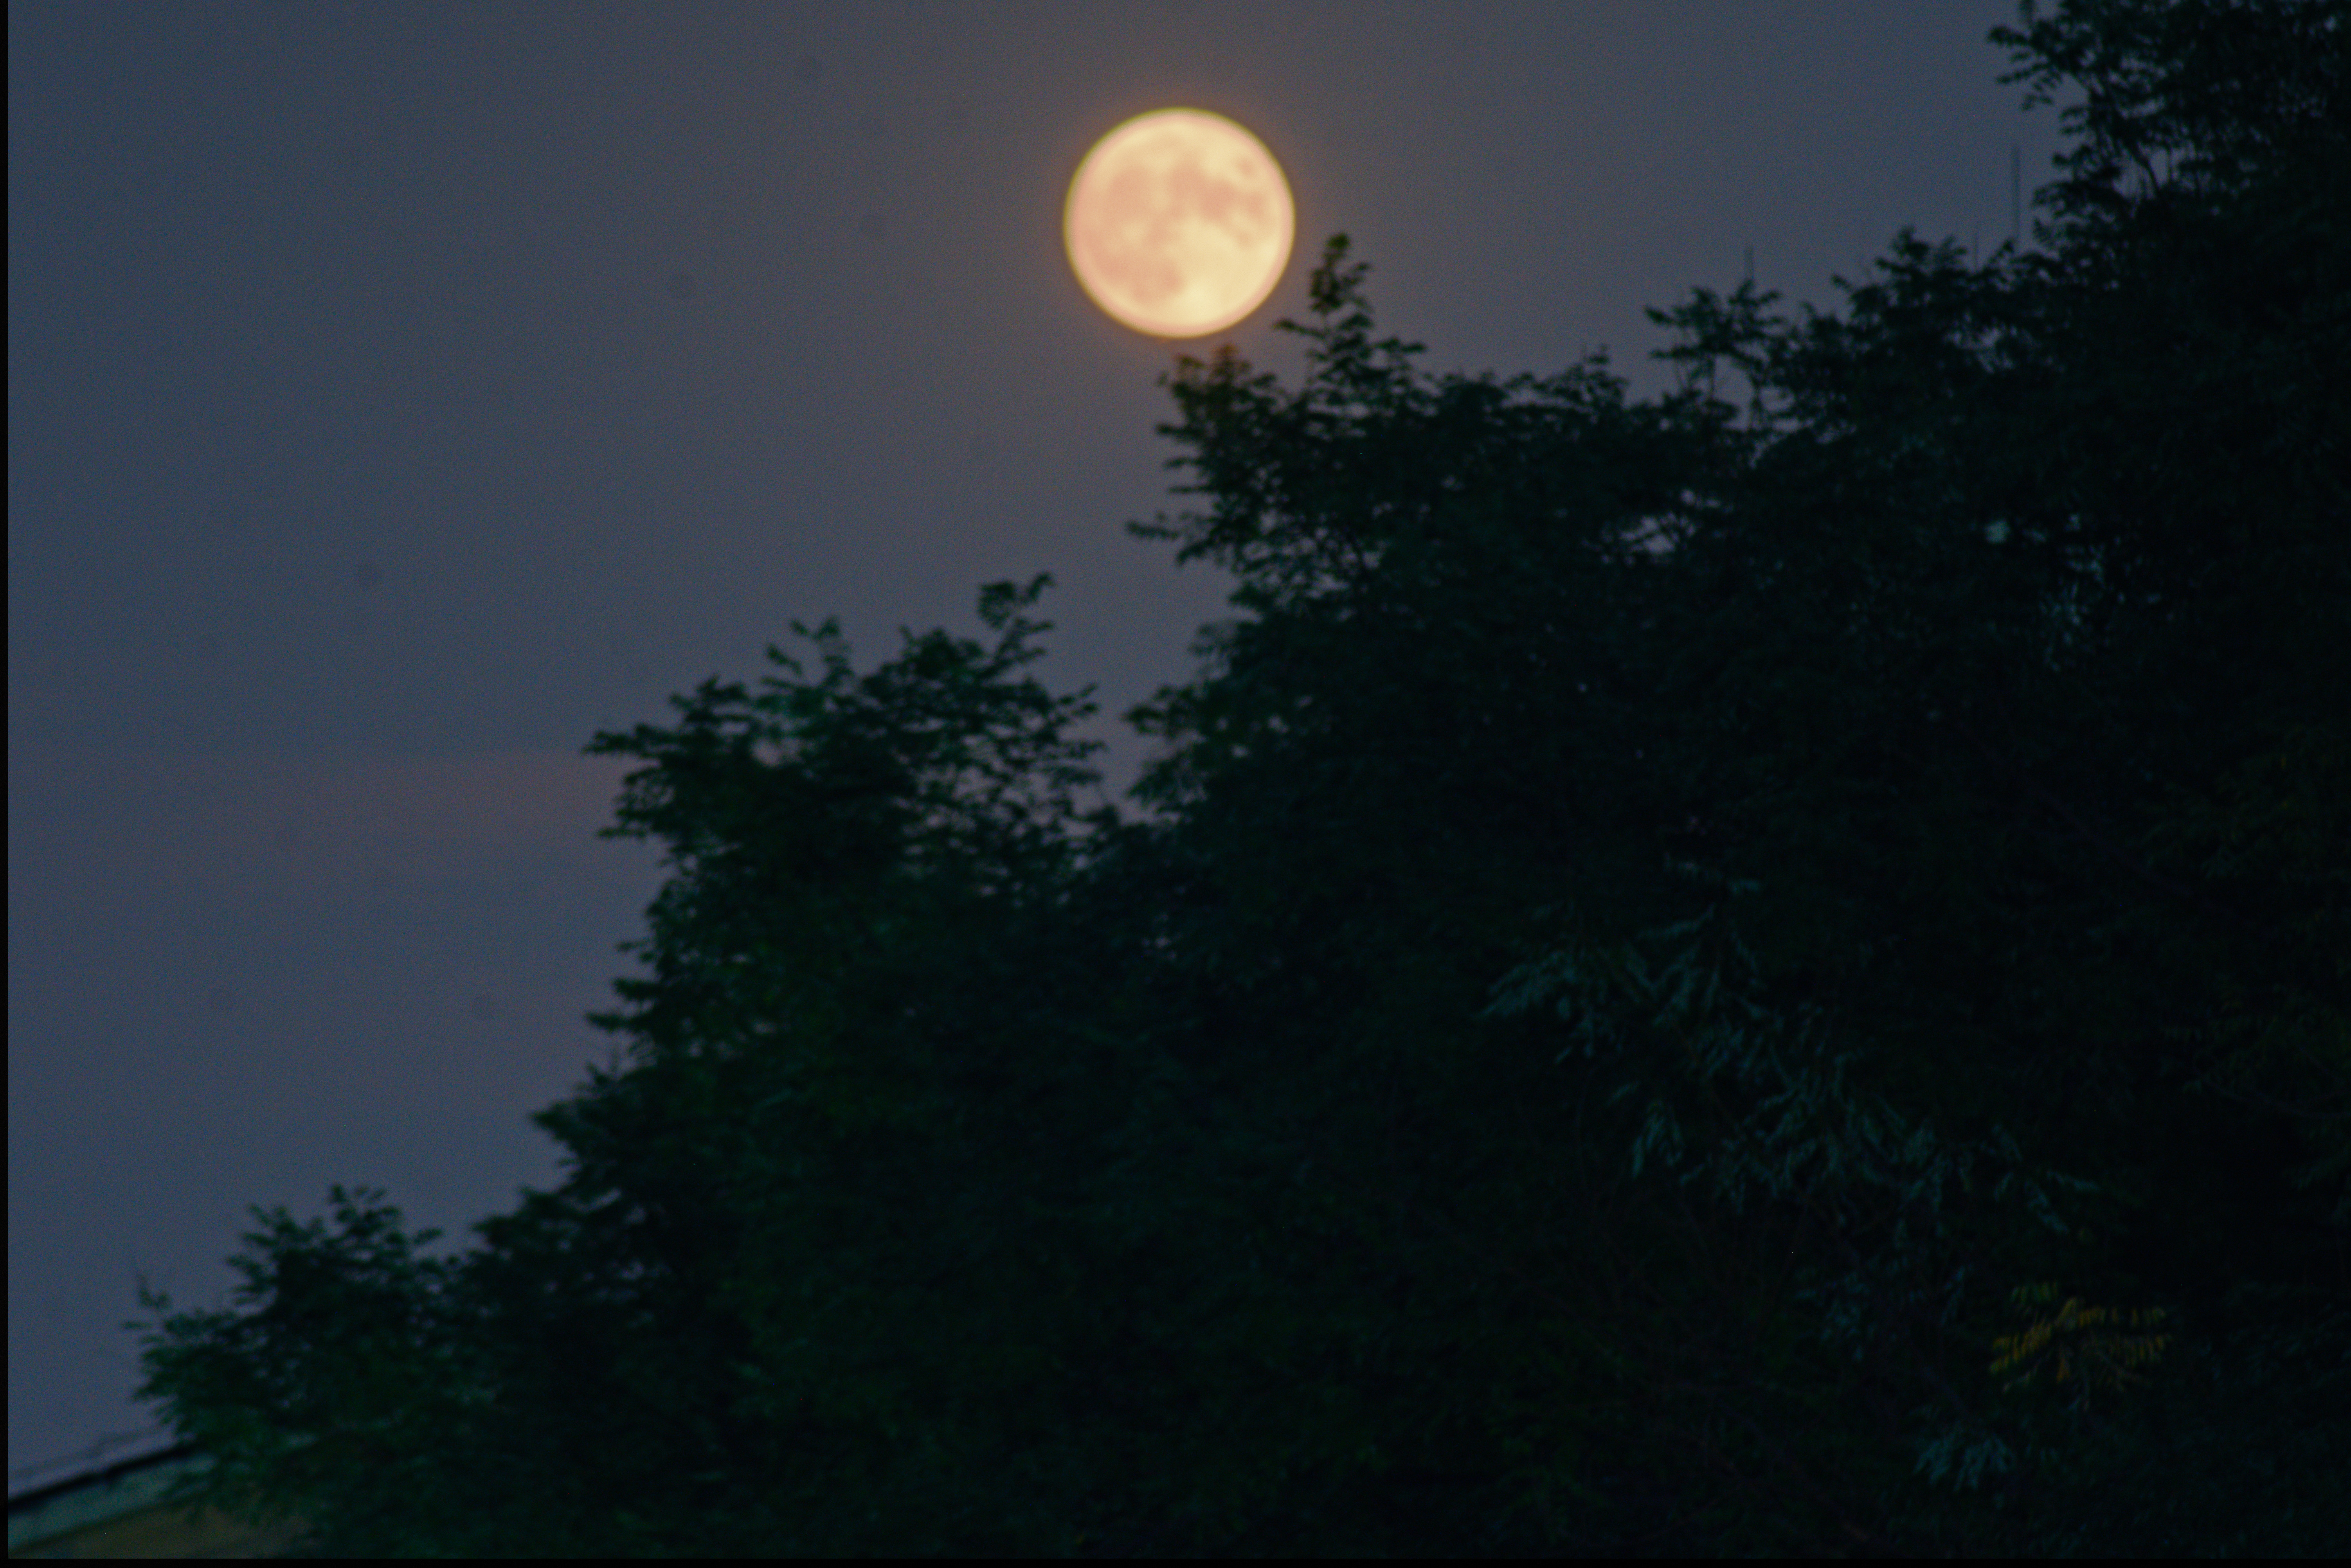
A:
1064 109 1295 339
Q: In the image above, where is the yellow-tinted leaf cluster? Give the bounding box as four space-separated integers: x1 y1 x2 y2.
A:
1990 1281 2171 1395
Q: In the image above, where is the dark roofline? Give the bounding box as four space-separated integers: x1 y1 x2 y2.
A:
5 1440 199 1514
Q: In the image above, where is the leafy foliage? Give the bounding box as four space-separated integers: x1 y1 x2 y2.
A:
1989 1282 2172 1397
131 0 2348 1553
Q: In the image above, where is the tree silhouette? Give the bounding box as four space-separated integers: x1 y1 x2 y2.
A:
133 0 2347 1551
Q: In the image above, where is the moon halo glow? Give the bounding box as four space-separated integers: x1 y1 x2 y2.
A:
1064 109 1296 340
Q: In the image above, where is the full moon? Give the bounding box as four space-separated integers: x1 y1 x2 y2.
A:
1064 109 1296 339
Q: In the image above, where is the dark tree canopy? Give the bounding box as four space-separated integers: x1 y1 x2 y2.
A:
134 0 2347 1553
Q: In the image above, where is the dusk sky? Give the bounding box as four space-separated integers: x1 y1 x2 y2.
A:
9 0 2065 1485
